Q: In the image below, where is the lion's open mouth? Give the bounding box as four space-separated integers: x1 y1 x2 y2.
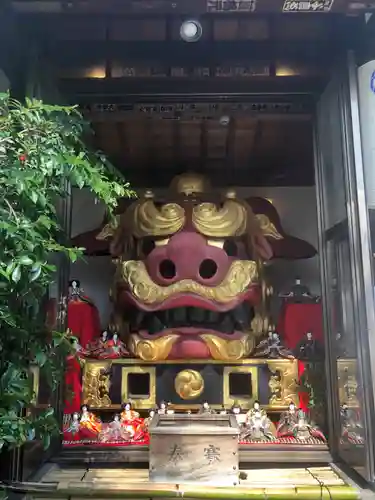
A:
128 301 254 337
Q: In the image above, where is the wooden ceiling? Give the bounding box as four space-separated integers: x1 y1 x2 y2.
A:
84 101 314 187
9 4 366 187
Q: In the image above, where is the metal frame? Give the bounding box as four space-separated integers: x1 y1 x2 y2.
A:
314 51 375 483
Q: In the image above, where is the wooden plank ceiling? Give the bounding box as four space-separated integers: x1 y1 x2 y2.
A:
15 9 363 186
85 103 313 187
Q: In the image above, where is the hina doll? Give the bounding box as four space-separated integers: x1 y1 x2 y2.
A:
67 280 101 349
241 403 275 441
231 403 245 425
219 405 227 415
120 402 144 440
98 414 132 443
340 403 364 444
231 403 242 416
252 331 294 359
241 401 276 442
143 408 157 431
290 410 326 442
158 401 174 415
79 404 102 440
198 401 216 415
276 402 299 437
100 332 129 359
87 330 109 358
63 412 81 442
279 278 318 304
296 332 324 361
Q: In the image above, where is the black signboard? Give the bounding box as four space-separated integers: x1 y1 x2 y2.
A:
207 0 257 12
282 0 334 11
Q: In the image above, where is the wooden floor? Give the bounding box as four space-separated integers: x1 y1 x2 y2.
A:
21 463 360 499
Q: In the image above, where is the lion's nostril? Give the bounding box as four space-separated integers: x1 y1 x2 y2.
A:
159 259 176 279
199 259 218 280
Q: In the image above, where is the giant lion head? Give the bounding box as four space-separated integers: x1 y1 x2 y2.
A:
74 173 316 361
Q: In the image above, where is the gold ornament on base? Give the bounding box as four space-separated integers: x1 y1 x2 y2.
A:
174 370 205 400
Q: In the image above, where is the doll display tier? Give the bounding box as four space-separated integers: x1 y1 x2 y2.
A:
52 357 336 465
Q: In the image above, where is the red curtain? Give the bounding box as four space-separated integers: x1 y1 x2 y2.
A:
278 302 324 411
63 299 101 414
277 302 323 349
67 300 101 349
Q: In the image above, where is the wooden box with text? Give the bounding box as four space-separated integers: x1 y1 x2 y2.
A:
149 413 239 485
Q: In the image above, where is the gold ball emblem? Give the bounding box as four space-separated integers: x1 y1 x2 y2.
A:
174 369 204 400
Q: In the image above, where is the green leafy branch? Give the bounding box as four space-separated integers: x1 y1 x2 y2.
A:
0 93 133 454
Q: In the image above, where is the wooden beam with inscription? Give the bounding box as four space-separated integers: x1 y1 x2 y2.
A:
81 101 313 122
59 76 325 102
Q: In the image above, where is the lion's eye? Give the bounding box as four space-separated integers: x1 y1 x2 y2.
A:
141 239 155 257
223 239 238 257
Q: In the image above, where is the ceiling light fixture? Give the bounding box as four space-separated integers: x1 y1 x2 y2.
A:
180 19 203 43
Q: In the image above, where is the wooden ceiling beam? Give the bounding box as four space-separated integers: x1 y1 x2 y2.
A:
47 40 337 63
83 112 312 123
59 76 325 101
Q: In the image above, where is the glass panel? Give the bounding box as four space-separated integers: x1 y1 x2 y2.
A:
326 237 364 469
316 69 371 479
317 83 347 230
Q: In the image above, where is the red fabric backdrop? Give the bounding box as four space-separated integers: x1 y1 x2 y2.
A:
64 299 101 414
64 355 83 414
277 302 324 349
67 300 101 349
277 302 324 411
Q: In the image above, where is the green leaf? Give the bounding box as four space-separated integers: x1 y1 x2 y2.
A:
45 407 54 418
30 191 38 204
11 266 21 283
3 435 16 443
19 256 33 266
34 351 47 367
42 433 51 450
67 248 80 263
6 262 15 276
29 265 42 282
75 174 85 189
0 269 10 281
0 94 131 450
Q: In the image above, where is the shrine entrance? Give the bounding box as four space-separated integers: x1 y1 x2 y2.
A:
2 0 375 495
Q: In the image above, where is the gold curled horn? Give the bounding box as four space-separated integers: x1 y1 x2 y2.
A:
110 202 139 258
255 214 283 240
133 200 185 238
96 215 121 241
192 200 247 238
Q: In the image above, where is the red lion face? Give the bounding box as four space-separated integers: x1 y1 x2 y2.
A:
78 173 317 361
